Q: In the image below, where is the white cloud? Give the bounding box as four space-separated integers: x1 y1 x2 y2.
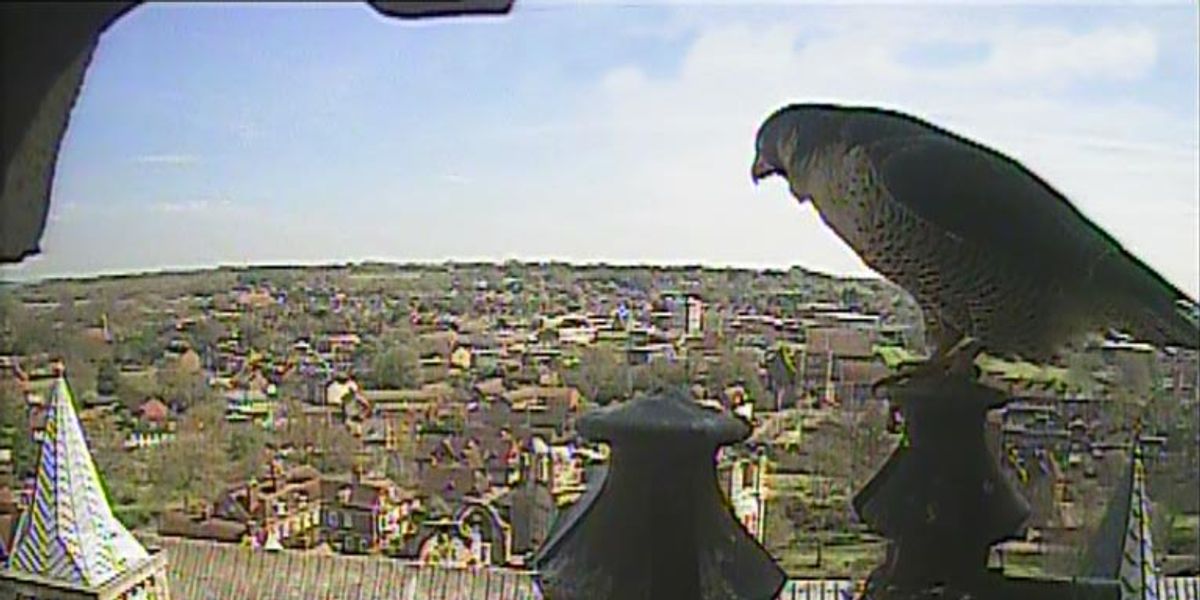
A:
131 153 198 166
981 26 1158 83
151 198 239 214
152 200 211 213
6 6 1196 299
579 9 1198 295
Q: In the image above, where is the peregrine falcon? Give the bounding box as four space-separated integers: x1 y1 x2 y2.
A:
751 104 1199 380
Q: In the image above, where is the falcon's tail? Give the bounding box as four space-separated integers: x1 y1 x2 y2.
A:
1167 298 1200 347
1104 252 1200 351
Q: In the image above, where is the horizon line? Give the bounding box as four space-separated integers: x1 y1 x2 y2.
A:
0 257 888 286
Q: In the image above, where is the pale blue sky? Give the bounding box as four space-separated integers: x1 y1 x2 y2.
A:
5 1 1198 296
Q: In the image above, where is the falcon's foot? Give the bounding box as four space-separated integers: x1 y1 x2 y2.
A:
872 337 983 396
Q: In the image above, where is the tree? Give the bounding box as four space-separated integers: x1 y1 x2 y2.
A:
632 359 692 395
369 345 420 390
62 354 98 406
188 317 227 356
277 398 358 474
0 380 36 482
708 345 767 407
117 372 157 415
6 302 56 356
86 411 146 519
117 325 167 365
765 345 798 410
703 310 724 341
157 364 211 413
226 423 270 483
234 313 254 347
763 494 799 558
0 292 17 353
562 346 626 406
148 400 230 509
97 358 119 397
842 403 894 493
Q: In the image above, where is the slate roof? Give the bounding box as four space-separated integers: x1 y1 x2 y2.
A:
158 536 542 600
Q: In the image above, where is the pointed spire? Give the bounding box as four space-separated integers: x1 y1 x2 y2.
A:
5 369 150 588
1117 443 1160 600
1084 437 1162 600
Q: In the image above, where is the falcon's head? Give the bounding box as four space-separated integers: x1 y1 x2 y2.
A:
751 104 842 202
751 111 790 184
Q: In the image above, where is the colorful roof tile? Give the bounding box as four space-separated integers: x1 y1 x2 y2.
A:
1085 441 1161 600
1118 446 1161 600
5 376 150 587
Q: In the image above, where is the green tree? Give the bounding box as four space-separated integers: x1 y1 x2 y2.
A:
156 364 211 413
632 359 692 395
117 325 167 365
0 380 37 482
86 412 147 521
0 292 22 353
841 404 894 492
5 300 56 356
236 313 264 352
765 345 798 409
226 423 270 483
277 398 358 474
562 346 626 406
709 345 767 406
369 345 420 390
117 372 157 414
148 400 230 509
188 317 227 355
97 359 119 397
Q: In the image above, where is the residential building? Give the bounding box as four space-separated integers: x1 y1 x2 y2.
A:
719 449 769 544
320 473 418 555
213 463 323 550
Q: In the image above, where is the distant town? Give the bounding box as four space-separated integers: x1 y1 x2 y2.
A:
0 261 1196 588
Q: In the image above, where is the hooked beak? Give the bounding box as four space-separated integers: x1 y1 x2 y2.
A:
751 155 778 185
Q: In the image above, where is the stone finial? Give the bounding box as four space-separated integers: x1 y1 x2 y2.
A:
533 390 785 600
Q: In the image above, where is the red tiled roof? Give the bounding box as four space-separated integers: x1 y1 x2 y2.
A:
139 398 170 423
158 511 248 543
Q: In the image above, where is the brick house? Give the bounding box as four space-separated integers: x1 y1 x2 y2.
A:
320 473 417 554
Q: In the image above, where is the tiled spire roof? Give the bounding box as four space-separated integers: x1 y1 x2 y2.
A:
5 375 149 587
1116 445 1161 600
1085 440 1162 600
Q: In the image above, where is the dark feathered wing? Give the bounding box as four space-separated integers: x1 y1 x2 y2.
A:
859 128 1199 350
1095 248 1200 350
